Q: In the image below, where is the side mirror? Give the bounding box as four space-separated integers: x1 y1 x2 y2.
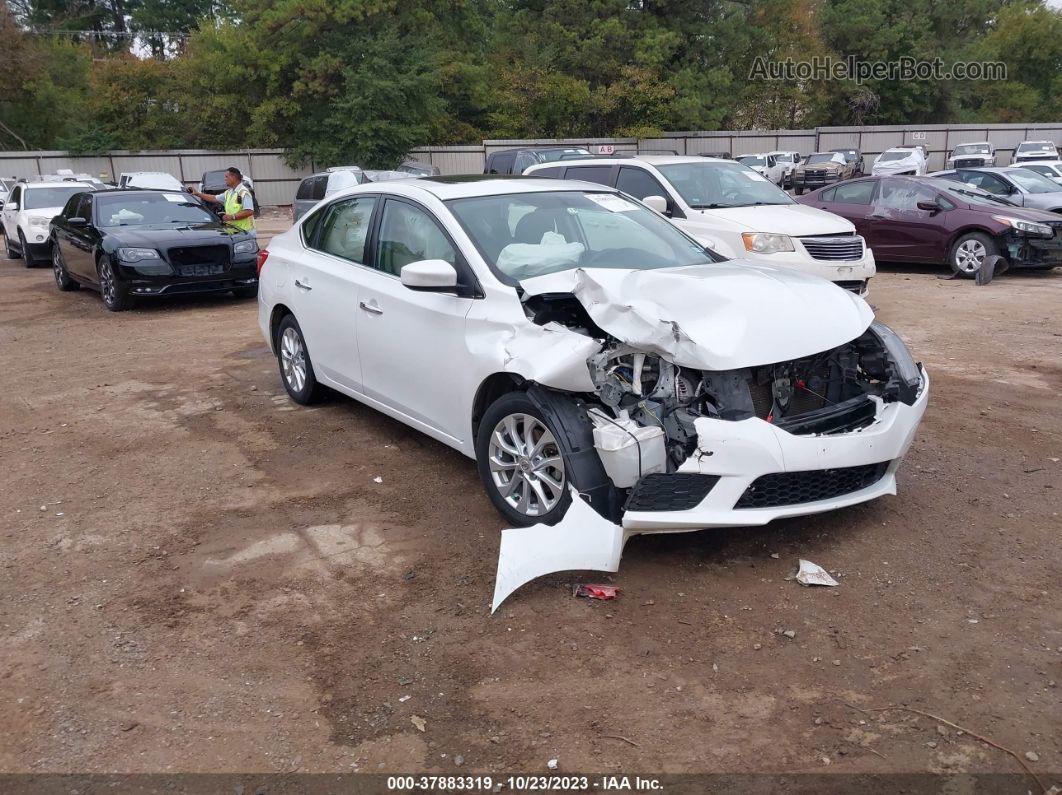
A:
5 202 17 211
400 259 458 291
916 200 940 212
68 216 88 226
643 195 669 215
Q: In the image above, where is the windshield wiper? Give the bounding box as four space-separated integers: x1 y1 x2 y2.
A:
690 202 737 209
724 201 791 207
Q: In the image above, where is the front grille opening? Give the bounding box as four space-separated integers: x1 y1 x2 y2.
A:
799 236 865 261
735 461 890 509
168 245 230 269
625 473 720 512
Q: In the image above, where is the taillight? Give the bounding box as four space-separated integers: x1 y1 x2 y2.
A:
256 248 269 277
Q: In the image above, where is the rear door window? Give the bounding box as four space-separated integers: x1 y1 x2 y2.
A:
313 196 377 263
295 177 316 200
563 165 613 186
311 176 328 201
832 181 876 205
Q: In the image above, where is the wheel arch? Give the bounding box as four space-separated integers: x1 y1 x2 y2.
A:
945 225 1005 261
471 372 525 440
269 303 295 354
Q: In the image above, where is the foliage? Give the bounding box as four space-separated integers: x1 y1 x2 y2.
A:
1 0 1061 155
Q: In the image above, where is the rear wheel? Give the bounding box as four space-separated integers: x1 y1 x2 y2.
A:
794 186 804 196
3 228 20 259
52 245 80 291
97 255 132 311
949 232 998 278
275 315 327 404
476 392 572 527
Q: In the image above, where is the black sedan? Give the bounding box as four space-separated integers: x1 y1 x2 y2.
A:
49 189 259 311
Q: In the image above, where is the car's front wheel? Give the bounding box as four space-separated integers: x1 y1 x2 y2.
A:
476 392 572 527
949 232 999 278
52 245 80 291
18 231 33 267
275 314 326 404
794 186 804 196
97 255 132 311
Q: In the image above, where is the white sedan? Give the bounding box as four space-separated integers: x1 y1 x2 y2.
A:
258 177 928 535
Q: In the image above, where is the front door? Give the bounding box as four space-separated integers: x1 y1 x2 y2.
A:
865 178 948 262
1 185 20 242
354 198 476 445
63 193 97 280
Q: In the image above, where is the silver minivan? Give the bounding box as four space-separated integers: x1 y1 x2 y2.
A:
291 167 371 222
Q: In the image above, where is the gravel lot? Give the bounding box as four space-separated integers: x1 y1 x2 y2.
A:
1 209 1059 778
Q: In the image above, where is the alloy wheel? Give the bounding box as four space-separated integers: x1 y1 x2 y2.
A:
52 247 65 287
280 327 307 393
487 413 566 518
99 258 117 305
954 239 986 273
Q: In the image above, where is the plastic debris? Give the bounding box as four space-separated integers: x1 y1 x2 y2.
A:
373 476 383 483
411 715 426 732
792 559 839 587
547 759 559 770
574 584 619 601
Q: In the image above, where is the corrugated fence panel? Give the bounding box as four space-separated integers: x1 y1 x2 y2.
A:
110 153 184 180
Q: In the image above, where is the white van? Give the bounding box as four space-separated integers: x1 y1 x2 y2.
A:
524 155 876 294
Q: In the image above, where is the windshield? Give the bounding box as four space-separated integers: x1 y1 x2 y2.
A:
657 162 794 208
807 154 841 165
448 190 716 280
773 153 793 162
738 156 765 167
954 144 990 156
941 185 1016 208
1008 169 1061 194
879 151 913 162
1018 142 1056 153
833 150 856 161
96 193 216 226
24 186 92 210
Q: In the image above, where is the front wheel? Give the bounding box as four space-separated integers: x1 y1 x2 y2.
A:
794 186 804 196
476 392 572 527
52 245 80 291
275 315 327 404
18 231 33 267
949 232 999 278
97 255 132 311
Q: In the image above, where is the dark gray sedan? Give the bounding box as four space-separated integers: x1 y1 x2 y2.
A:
929 167 1062 213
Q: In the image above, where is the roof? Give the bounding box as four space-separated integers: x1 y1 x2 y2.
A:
378 175 623 200
525 155 728 170
21 180 95 189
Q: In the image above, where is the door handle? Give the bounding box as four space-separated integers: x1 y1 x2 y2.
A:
294 279 312 291
359 300 383 315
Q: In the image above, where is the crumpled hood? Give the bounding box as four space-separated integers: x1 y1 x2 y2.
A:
520 263 874 371
690 203 855 236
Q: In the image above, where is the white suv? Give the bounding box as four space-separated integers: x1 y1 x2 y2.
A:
871 147 928 176
525 156 876 294
735 153 786 185
258 177 927 603
1 180 96 265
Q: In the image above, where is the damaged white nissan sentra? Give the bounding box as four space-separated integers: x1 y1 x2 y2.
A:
258 177 928 588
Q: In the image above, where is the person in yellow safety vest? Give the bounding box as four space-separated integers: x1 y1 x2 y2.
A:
191 166 256 235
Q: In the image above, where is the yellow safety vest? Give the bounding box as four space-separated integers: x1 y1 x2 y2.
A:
224 185 255 232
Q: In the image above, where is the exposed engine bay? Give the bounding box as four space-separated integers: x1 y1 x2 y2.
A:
522 289 922 481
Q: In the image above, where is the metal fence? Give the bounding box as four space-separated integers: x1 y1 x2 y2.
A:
3 122 1061 205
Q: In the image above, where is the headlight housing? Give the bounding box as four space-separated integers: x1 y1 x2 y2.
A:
116 247 160 263
742 233 795 254
869 321 923 405
27 216 51 229
991 215 1053 237
233 239 258 255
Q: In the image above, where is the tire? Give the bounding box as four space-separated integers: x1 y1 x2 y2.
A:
949 232 999 278
275 314 327 404
52 245 80 291
475 391 573 527
97 255 132 311
795 187 804 196
3 228 20 260
18 230 33 267
232 284 259 299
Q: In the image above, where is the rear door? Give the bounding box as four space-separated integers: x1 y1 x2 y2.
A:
287 194 378 390
2 185 21 241
353 197 478 443
815 179 878 240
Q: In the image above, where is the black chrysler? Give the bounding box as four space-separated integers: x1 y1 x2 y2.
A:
48 189 259 311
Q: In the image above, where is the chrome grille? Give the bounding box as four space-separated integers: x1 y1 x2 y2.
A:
954 158 985 168
799 235 865 261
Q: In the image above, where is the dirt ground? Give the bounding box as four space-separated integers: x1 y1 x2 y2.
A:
0 208 1059 780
